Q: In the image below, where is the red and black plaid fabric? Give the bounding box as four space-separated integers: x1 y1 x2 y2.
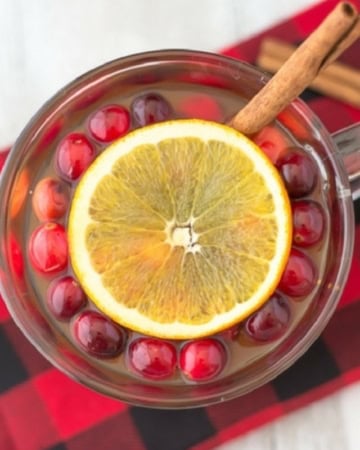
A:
1 1 360 449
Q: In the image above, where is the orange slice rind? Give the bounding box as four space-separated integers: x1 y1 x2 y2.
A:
68 119 292 339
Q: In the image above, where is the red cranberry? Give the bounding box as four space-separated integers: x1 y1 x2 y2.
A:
179 339 227 382
73 311 125 358
292 200 325 247
128 338 177 380
252 125 288 164
131 93 171 126
0 147 10 173
47 276 87 320
56 133 96 180
218 324 240 340
32 177 69 222
178 94 222 122
29 223 68 274
245 294 291 342
276 148 318 197
278 248 317 297
88 104 130 142
277 109 309 140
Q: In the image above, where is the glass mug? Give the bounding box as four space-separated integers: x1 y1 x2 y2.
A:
0 50 359 409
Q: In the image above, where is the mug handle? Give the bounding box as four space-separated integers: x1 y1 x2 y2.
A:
332 123 360 201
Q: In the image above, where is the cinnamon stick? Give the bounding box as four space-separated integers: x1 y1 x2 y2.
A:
257 37 360 107
230 2 360 136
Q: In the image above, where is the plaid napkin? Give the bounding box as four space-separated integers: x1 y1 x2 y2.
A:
1 0 360 449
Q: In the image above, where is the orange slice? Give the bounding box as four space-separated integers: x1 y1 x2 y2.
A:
68 119 292 339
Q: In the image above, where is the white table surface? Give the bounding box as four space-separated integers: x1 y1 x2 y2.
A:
1 1 359 449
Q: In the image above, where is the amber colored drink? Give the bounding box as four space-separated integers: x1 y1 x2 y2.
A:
0 51 352 408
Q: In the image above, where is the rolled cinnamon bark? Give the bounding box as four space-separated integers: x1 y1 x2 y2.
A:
230 2 360 135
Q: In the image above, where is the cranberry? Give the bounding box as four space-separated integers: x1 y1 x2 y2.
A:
73 311 125 358
252 125 288 164
178 94 222 122
0 147 10 173
278 248 317 297
218 324 240 340
28 223 68 274
32 177 69 222
56 133 96 180
179 339 227 382
47 276 87 320
128 338 177 380
131 93 171 126
276 148 318 197
277 109 309 140
88 104 130 142
245 294 291 342
292 200 325 247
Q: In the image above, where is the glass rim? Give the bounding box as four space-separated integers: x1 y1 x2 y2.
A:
0 49 355 408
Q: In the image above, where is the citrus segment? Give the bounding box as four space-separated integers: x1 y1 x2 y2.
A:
111 143 174 220
157 138 205 223
68 119 292 339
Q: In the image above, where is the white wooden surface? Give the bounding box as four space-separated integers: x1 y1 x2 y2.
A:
0 1 359 449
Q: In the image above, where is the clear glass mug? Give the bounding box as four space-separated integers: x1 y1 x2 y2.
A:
0 50 359 409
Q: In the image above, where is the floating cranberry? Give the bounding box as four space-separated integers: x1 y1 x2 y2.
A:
128 338 177 380
178 94 222 122
73 311 125 358
253 125 288 164
32 177 69 222
218 324 240 340
276 148 318 197
179 339 227 382
47 276 87 320
56 133 96 180
277 109 309 140
88 104 130 142
278 248 317 297
292 200 325 247
245 294 291 342
131 93 171 126
29 223 68 274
